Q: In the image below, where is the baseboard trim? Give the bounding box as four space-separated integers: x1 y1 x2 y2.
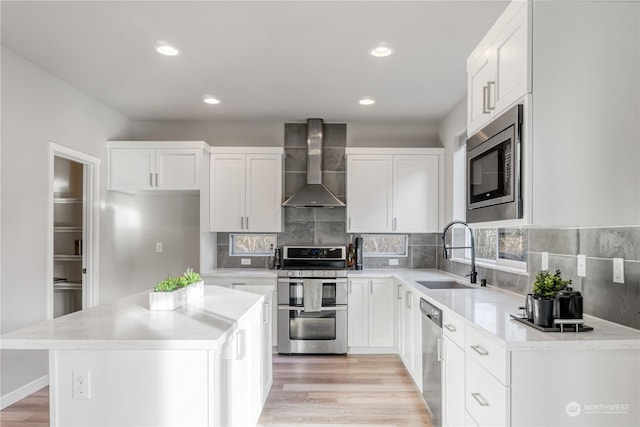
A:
0 375 49 410
348 346 398 354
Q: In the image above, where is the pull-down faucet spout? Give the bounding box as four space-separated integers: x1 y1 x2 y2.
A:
442 220 477 284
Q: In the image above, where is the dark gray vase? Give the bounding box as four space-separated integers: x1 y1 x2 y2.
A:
533 296 555 327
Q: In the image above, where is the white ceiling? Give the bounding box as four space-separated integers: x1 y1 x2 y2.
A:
1 1 509 123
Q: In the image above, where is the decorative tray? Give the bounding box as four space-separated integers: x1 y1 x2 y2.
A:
510 314 593 332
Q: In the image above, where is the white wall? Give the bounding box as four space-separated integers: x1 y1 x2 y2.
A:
131 120 442 148
437 98 467 225
0 47 131 401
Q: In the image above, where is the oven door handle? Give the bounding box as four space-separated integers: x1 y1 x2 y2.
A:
277 305 347 311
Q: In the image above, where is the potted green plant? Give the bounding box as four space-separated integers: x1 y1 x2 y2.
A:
531 269 572 327
149 268 203 310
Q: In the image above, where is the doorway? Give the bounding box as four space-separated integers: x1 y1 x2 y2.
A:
48 143 100 319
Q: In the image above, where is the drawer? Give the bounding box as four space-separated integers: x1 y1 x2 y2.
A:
442 310 465 348
203 276 276 288
465 325 508 384
465 357 510 427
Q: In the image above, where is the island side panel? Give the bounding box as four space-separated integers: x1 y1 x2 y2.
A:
49 349 210 427
511 349 640 426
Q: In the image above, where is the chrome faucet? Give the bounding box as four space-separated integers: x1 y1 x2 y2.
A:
442 220 477 284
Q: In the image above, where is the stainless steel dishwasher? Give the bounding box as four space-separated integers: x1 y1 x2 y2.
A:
420 298 443 427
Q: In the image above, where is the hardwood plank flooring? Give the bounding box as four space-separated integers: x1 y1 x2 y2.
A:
0 355 431 427
258 354 432 427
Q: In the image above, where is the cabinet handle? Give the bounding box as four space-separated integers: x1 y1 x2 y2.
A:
406 291 412 309
471 392 490 407
348 281 352 294
397 284 402 300
437 338 443 362
369 280 373 294
263 303 270 324
482 85 491 114
149 173 154 187
240 216 244 229
231 282 247 287
155 173 159 187
486 81 496 111
471 345 489 356
348 217 351 231
444 324 457 332
245 217 249 230
236 329 245 360
392 218 397 231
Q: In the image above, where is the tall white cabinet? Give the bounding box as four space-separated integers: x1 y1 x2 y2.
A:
209 147 283 232
346 148 443 233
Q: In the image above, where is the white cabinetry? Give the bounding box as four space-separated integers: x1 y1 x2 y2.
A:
467 1 530 136
442 310 466 427
346 148 443 233
347 277 395 352
209 148 283 232
107 141 204 191
396 284 422 390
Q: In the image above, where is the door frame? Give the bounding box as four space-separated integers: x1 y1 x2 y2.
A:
47 142 101 319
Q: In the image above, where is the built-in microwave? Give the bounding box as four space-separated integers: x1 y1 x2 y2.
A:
467 104 523 223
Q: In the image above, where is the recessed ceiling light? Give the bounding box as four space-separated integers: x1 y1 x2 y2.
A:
369 46 394 58
155 43 180 56
203 97 221 105
359 98 376 106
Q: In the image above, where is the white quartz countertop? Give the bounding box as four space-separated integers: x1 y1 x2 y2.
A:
349 269 640 351
0 286 263 351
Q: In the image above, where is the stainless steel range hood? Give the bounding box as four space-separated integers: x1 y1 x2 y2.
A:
282 119 345 208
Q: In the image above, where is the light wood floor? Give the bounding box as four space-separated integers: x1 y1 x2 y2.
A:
0 354 430 427
258 354 432 426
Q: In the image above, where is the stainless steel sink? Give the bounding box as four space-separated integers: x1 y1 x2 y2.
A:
415 280 473 290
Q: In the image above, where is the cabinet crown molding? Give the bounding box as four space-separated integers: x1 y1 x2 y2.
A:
345 147 444 156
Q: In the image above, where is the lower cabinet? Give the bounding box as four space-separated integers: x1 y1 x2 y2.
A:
347 277 395 351
443 336 466 427
396 284 422 390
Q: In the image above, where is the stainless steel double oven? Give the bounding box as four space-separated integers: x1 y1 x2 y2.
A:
276 246 348 354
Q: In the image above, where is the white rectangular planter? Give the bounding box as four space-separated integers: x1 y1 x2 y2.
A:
149 280 204 311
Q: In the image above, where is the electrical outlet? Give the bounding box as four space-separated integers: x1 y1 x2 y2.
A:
155 242 163 253
72 370 90 400
613 258 625 283
541 252 549 270
389 259 399 266
241 258 251 266
577 254 586 277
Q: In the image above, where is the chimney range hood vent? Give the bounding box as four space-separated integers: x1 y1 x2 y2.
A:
282 119 345 208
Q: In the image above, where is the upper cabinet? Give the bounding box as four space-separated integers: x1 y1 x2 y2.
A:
467 1 530 136
346 148 443 233
107 141 205 192
209 147 283 232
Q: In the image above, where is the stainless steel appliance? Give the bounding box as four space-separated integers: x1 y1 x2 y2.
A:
421 298 443 427
467 104 523 223
277 246 348 354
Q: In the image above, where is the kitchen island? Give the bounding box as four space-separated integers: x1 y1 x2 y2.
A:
0 285 270 427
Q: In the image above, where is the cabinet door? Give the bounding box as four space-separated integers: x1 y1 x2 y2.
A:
245 154 282 232
346 155 393 232
400 290 414 371
368 279 395 347
443 337 466 427
109 148 155 190
394 283 404 351
411 292 423 390
347 279 369 347
493 1 529 114
156 148 201 190
467 49 495 136
393 155 439 233
210 154 245 232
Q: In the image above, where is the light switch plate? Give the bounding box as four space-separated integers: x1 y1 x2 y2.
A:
389 259 399 266
541 252 549 270
613 258 624 283
241 258 251 266
577 254 586 277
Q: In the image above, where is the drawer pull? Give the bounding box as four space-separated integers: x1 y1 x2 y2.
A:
471 392 489 407
471 345 489 356
444 324 457 332
232 282 247 286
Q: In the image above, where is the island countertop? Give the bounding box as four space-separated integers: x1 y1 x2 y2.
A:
0 285 263 351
